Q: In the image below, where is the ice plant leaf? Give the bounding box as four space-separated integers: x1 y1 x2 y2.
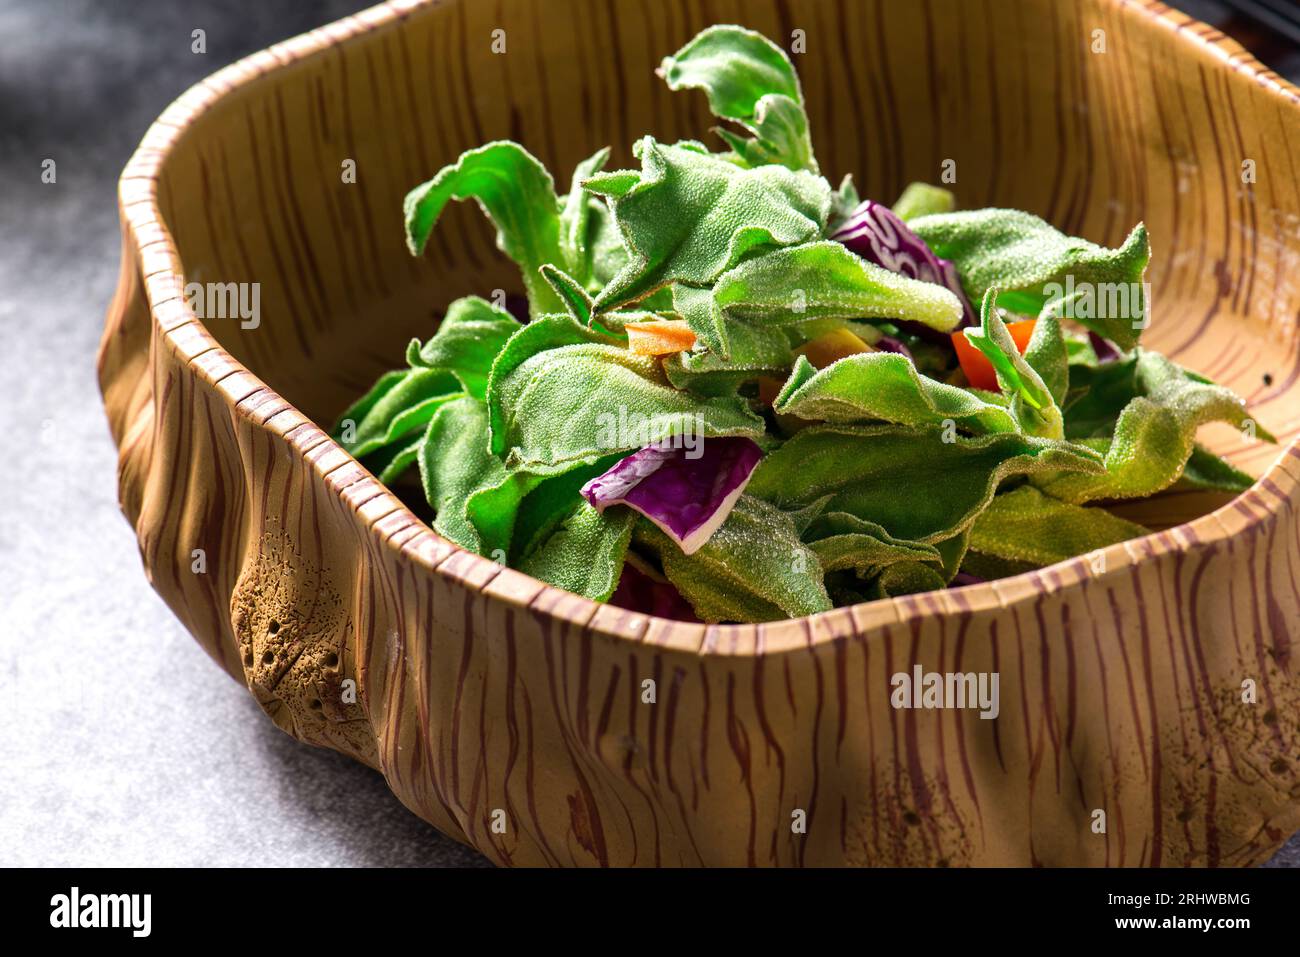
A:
507 460 620 563
659 24 802 124
659 24 816 171
716 241 964 328
539 264 595 326
911 210 1150 349
747 424 1103 543
584 137 830 314
490 327 763 474
586 194 632 290
417 396 509 553
1175 444 1256 494
363 434 424 485
1021 303 1069 408
964 290 1065 439
406 296 522 400
404 142 565 314
635 494 832 622
1036 350 1267 503
685 240 963 358
559 146 612 282
1062 353 1141 439
663 320 792 396
485 314 622 454
714 94 817 172
863 562 949 600
892 182 955 222
932 528 973 582
774 352 1019 434
581 437 763 554
830 173 860 223
802 511 942 573
517 501 637 602
969 485 1148 567
332 368 463 459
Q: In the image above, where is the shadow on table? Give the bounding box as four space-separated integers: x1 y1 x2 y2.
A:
248 696 492 868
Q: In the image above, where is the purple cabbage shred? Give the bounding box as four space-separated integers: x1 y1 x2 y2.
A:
580 437 764 555
831 199 976 326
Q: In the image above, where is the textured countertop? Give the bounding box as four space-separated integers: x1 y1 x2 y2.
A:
1 0 487 867
0 0 1294 868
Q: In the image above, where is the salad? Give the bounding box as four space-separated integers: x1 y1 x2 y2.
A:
333 25 1272 624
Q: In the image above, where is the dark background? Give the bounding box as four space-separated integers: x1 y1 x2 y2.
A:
0 0 1295 867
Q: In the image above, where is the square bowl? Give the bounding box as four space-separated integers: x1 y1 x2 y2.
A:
99 0 1300 865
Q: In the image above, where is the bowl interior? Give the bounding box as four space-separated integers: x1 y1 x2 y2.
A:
147 0 1300 526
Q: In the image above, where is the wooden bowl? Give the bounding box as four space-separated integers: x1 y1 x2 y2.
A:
98 0 1300 866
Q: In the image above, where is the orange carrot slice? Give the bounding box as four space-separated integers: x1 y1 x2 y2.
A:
794 327 874 369
757 375 784 407
951 319 1036 392
626 319 697 356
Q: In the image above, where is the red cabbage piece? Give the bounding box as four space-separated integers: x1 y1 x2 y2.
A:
607 558 701 621
874 335 913 361
1088 330 1121 364
831 199 976 326
580 437 763 555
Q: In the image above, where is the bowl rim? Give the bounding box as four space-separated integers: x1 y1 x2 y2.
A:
108 0 1300 657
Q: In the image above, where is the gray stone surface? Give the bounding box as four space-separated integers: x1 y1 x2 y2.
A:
0 0 488 867
0 0 1294 868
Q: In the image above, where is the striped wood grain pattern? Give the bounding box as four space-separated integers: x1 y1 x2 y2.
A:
98 0 1300 865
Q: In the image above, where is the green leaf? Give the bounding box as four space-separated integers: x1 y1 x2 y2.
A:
862 562 949 600
963 290 1065 439
931 527 973 582
715 94 816 172
1023 303 1069 407
508 460 619 563
663 319 792 396
584 137 830 314
404 142 564 314
969 485 1148 567
658 25 815 172
587 197 631 290
332 368 462 459
368 434 423 485
485 314 621 455
773 352 1019 434
634 495 832 623
539 264 594 326
747 424 1104 543
802 511 942 573
911 210 1150 349
418 396 509 553
959 550 1036 582
489 320 764 473
1062 354 1140 439
678 240 963 358
1064 331 1105 367
517 501 636 602
463 468 549 559
659 25 802 124
1036 351 1263 503
406 296 522 399
559 147 612 282
891 182 955 222
829 173 860 223
820 514 966 601
1175 444 1256 494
